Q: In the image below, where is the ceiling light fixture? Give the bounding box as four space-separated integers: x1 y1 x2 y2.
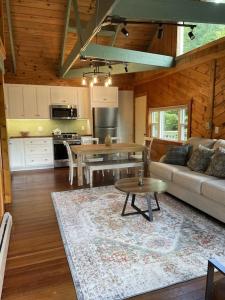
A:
157 24 164 39
81 65 113 87
121 23 129 37
124 63 128 73
188 25 195 40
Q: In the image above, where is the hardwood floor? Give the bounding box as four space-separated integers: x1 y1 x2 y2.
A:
1 168 221 300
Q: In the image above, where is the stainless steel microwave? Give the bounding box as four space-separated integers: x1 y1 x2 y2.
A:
50 105 78 120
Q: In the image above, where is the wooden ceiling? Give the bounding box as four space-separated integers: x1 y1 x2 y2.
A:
3 0 161 85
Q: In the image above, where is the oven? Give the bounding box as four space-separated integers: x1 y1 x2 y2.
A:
50 105 78 120
53 139 81 167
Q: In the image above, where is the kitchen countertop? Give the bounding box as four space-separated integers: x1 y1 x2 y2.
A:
9 135 53 139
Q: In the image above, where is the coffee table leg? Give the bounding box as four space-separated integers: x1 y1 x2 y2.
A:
121 193 130 216
146 193 153 222
154 192 160 210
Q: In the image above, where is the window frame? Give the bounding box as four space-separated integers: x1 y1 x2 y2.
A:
149 105 189 142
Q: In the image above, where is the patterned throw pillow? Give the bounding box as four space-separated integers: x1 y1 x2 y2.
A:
205 147 225 178
187 145 215 172
163 145 191 166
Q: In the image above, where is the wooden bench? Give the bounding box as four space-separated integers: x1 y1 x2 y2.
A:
85 159 144 187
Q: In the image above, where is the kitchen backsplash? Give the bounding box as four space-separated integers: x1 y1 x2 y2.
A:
7 119 91 137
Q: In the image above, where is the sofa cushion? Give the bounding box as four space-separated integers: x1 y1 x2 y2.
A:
206 147 225 178
202 180 225 206
213 139 225 150
150 162 187 181
163 145 191 166
187 137 216 151
173 169 216 194
187 145 215 172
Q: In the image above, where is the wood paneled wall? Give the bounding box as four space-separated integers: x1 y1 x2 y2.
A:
135 39 225 161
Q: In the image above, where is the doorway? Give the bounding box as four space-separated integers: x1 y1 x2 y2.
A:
134 95 147 144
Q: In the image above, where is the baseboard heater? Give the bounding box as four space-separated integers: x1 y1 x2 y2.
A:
0 213 12 298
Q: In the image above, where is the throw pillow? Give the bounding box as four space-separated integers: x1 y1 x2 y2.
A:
163 145 191 166
213 139 225 151
187 144 215 172
205 147 225 178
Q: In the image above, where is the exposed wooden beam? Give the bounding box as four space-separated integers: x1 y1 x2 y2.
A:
60 0 120 78
60 0 72 68
5 0 16 73
64 63 165 79
81 44 174 67
111 24 121 46
112 0 225 25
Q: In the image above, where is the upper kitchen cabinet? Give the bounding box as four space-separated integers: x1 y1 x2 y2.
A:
91 87 118 107
36 86 51 118
7 85 24 118
23 85 37 118
6 84 51 119
77 87 90 119
50 86 77 106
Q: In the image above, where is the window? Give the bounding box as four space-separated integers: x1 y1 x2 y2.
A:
149 106 188 142
177 23 225 55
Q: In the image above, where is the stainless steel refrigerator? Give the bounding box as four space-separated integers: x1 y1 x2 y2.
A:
93 107 118 143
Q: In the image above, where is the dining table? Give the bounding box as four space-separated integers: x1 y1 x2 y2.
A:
71 143 147 186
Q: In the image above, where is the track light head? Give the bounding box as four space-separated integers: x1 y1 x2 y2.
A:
157 24 164 39
188 26 195 40
121 24 129 37
124 63 128 73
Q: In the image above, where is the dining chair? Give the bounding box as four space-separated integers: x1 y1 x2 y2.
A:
81 136 104 163
63 141 86 185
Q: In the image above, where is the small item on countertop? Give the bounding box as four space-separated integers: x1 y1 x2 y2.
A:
52 128 61 136
104 134 112 146
20 131 29 137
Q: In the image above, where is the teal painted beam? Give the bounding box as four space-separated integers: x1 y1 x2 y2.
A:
64 63 163 79
60 0 120 78
60 0 72 68
82 44 174 68
68 25 116 37
72 0 83 45
112 0 225 25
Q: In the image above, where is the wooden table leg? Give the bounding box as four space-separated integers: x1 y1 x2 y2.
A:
142 148 148 177
77 153 83 186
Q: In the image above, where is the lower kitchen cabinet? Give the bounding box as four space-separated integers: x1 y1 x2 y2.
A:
8 137 54 171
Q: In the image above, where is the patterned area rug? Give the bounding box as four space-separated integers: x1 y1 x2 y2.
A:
52 186 225 300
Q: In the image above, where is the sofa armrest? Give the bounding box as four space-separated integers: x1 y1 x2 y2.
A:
159 155 165 162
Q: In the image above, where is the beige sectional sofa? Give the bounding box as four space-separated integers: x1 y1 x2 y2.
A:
150 138 225 223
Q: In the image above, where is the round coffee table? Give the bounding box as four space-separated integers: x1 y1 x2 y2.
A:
115 177 168 222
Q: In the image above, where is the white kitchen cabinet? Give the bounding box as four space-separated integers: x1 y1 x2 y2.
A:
8 137 54 171
77 87 91 119
3 85 9 118
23 85 37 118
36 86 51 118
24 138 53 169
7 85 24 118
8 139 25 171
118 91 134 143
50 86 77 106
91 86 118 107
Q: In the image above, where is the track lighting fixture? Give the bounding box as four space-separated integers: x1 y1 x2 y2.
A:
121 23 129 37
81 65 112 87
82 76 87 86
188 26 195 40
124 63 128 73
157 24 164 39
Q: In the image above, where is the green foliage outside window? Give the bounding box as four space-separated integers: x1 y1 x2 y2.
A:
183 23 225 53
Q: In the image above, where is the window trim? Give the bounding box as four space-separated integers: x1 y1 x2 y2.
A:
149 105 189 142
